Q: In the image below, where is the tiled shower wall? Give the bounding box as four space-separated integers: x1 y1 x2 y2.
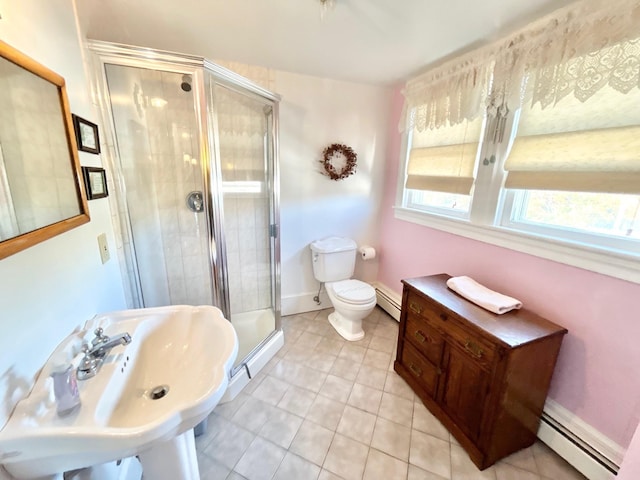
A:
224 196 272 313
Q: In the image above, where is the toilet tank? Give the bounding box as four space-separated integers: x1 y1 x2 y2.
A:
310 237 357 282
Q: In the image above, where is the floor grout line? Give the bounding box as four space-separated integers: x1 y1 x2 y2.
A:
202 307 585 480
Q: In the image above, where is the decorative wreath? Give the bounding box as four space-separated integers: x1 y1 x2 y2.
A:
320 143 357 181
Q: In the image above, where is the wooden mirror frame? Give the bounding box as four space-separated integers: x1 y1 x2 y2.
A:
0 40 90 260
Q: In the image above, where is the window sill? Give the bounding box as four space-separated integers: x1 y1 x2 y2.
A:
394 206 640 285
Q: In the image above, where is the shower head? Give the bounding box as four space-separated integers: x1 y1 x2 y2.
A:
180 74 192 92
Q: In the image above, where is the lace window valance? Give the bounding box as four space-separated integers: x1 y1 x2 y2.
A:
401 0 640 133
401 56 492 133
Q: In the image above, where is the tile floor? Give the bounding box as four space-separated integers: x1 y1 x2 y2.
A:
195 307 587 480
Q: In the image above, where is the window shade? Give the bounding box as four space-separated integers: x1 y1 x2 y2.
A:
504 126 640 194
406 143 479 194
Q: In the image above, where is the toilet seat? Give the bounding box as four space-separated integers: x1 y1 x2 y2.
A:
330 279 376 305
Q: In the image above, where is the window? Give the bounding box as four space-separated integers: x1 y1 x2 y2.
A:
396 4 640 282
506 190 640 239
499 53 640 253
403 118 483 218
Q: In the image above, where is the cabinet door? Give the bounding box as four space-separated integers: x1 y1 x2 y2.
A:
440 345 491 442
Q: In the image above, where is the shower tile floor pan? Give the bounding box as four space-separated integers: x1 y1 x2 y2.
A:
231 308 276 367
196 307 586 480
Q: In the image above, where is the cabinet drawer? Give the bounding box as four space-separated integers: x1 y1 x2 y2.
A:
406 291 446 326
445 319 495 370
401 342 440 396
406 315 444 365
407 290 496 370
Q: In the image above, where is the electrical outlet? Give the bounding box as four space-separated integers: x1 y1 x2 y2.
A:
97 233 110 264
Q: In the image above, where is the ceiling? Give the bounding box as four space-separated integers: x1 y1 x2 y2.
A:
76 0 577 86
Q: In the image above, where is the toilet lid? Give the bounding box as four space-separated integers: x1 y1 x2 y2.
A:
331 279 376 305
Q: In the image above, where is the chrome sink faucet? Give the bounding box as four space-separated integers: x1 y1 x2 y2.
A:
88 328 132 358
77 328 132 380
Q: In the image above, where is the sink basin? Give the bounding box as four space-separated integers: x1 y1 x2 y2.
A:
0 305 238 479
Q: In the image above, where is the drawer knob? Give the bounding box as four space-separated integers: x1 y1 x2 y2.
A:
409 363 423 377
409 302 422 315
464 339 485 359
439 313 448 321
414 330 428 343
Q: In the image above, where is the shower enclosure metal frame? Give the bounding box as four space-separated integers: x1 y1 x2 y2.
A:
87 41 282 374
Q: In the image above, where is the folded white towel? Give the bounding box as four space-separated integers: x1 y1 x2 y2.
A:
446 276 522 315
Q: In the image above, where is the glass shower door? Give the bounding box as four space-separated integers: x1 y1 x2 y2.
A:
212 82 277 367
101 58 280 371
104 64 214 308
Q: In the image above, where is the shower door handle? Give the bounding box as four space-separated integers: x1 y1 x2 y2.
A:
186 191 204 213
269 224 278 238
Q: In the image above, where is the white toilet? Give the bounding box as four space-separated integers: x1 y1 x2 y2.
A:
310 237 377 341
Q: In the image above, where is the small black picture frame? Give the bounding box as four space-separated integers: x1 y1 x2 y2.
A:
72 114 101 154
82 166 108 200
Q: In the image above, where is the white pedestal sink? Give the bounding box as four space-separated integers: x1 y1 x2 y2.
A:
0 305 238 479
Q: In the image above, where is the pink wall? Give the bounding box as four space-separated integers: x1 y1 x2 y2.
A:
618 424 640 479
376 88 640 448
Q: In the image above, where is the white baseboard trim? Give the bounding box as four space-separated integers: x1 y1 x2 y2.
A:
374 281 625 480
539 399 624 479
281 291 330 316
373 282 401 321
220 329 284 403
284 281 397 318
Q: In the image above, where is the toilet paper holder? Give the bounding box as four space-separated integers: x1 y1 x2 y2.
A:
359 246 376 260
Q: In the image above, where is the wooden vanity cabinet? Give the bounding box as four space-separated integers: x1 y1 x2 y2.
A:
394 274 567 470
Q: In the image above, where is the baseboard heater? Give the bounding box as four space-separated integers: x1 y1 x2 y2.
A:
374 284 401 321
374 283 622 480
538 412 619 479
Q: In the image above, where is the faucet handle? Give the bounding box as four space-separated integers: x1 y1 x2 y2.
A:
78 344 98 379
80 343 94 364
92 327 109 346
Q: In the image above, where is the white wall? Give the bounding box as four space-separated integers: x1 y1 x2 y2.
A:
0 0 126 443
274 71 392 314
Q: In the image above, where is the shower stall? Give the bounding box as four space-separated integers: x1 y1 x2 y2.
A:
87 41 282 390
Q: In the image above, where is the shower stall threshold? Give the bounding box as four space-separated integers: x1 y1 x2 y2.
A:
220 328 284 403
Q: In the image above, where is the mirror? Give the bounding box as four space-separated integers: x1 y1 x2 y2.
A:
0 40 89 259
